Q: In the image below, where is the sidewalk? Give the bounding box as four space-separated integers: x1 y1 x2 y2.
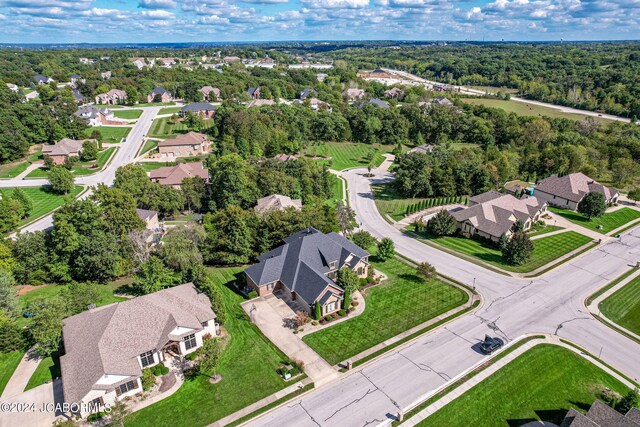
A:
1 346 42 398
14 163 43 180
546 211 613 242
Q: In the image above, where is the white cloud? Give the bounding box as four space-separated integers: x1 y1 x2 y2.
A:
138 0 177 9
140 9 176 18
301 0 369 8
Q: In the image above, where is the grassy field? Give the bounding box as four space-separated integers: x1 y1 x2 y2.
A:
599 275 640 336
550 207 640 234
126 267 293 427
372 183 432 221
468 85 519 94
113 109 143 120
419 344 631 427
148 117 212 138
24 354 60 391
0 351 24 396
419 231 593 273
326 173 344 207
138 162 176 172
302 255 468 365
305 142 392 171
461 98 613 123
159 106 182 115
26 148 116 178
84 126 131 143
0 152 42 179
0 186 84 226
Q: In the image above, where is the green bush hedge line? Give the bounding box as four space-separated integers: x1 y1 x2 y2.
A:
405 196 468 216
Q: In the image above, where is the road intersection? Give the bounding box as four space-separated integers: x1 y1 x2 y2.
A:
248 167 640 427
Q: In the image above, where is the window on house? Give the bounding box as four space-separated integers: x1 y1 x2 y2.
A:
139 350 154 368
266 282 275 291
358 267 364 275
329 261 337 270
116 380 137 396
325 301 337 313
184 334 197 351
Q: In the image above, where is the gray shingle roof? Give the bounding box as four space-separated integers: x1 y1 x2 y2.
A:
150 87 170 96
300 88 317 100
181 102 216 113
560 401 640 427
245 228 369 306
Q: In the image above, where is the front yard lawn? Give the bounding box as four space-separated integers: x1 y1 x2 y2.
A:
0 185 84 227
302 255 468 365
158 106 182 115
126 267 292 427
27 148 116 178
138 162 177 172
85 126 131 143
139 139 158 156
325 173 344 207
305 142 392 171
24 353 60 391
418 231 593 273
599 275 640 336
113 109 143 120
550 207 640 234
372 183 431 221
0 351 24 396
0 152 42 178
148 117 212 138
419 344 631 427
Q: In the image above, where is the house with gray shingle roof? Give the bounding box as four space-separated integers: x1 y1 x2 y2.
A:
60 283 217 418
32 74 54 85
560 400 640 426
245 228 370 316
452 191 547 242
534 173 619 211
147 87 172 103
180 102 217 118
246 86 261 99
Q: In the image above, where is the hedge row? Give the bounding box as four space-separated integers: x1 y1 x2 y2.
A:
405 196 468 216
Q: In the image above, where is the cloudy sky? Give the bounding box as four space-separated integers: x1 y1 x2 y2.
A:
0 0 639 43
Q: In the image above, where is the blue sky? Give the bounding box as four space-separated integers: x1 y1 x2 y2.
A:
0 0 639 43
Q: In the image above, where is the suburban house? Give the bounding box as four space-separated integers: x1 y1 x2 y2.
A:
342 88 366 101
433 96 454 106
254 194 302 215
74 105 118 126
6 83 18 92
355 98 390 109
247 99 275 108
560 400 640 426
95 89 127 105
223 56 241 63
273 154 298 162
131 58 147 69
299 88 318 100
156 132 211 158
72 90 86 104
200 86 221 101
60 283 217 418
157 58 177 68
42 138 93 164
101 71 112 79
149 161 209 189
33 74 54 85
247 86 261 99
180 103 216 118
245 228 370 316
452 191 548 242
316 73 328 82
408 144 435 155
384 87 404 99
147 87 172 103
136 208 160 231
70 74 83 85
533 172 620 211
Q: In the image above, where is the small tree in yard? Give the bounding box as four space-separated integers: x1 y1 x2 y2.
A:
48 165 75 195
578 192 607 219
314 302 322 320
501 232 534 265
336 202 356 236
199 338 222 381
337 268 358 308
627 188 640 204
416 262 437 281
377 238 395 261
350 230 376 250
426 210 457 236
81 140 98 161
616 388 639 414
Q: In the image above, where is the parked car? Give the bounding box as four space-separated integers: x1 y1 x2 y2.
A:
479 335 504 354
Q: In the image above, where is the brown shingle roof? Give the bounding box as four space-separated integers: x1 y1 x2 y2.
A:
149 161 209 186
535 173 619 203
157 131 208 148
42 138 90 157
255 194 302 214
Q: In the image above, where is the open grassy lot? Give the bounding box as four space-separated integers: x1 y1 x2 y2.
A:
550 207 640 234
159 106 182 115
305 142 392 171
326 173 344 207
419 344 631 427
418 231 593 273
84 126 131 143
0 351 24 396
113 109 142 120
599 275 640 336
372 183 432 221
0 152 42 179
461 98 613 123
126 266 292 427
0 186 84 226
302 255 468 365
24 354 60 391
148 117 212 138
26 148 116 178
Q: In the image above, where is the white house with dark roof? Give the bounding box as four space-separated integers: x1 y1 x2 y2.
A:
452 191 547 242
245 228 369 316
533 172 619 211
60 284 217 417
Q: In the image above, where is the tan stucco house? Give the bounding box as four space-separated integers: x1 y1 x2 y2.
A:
60 284 217 418
533 173 619 211
245 228 369 317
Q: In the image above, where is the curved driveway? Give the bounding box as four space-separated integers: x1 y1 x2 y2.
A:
249 167 640 427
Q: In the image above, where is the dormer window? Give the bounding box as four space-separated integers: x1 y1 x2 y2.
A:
329 261 337 270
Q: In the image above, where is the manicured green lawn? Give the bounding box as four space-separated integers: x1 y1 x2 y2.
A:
372 183 430 221
0 152 42 178
148 117 212 138
303 256 468 365
0 351 24 396
24 354 60 391
599 275 640 335
0 185 84 226
158 106 182 115
305 142 392 171
126 267 292 427
419 231 593 273
27 148 116 178
419 344 631 427
550 207 640 234
113 109 143 120
528 224 563 237
325 173 344 207
139 139 158 156
138 162 177 172
84 126 131 143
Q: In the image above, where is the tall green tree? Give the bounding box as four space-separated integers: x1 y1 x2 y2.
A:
337 267 358 308
134 256 176 295
426 209 457 236
578 192 607 219
48 165 74 195
501 232 534 265
377 238 395 261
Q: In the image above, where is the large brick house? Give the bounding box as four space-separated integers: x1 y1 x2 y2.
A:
149 161 209 189
42 138 94 165
95 89 127 105
147 87 172 103
156 131 211 158
533 172 619 211
245 228 370 316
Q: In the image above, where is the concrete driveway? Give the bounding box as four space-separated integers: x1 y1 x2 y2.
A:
0 379 64 427
242 295 338 387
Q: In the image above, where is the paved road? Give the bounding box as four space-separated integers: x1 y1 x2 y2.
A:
249 168 640 427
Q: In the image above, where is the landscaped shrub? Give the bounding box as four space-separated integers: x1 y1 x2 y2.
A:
349 307 356 312
185 351 199 361
359 277 369 288
141 368 156 391
87 412 106 422
338 309 346 316
311 320 319 326
352 301 359 307
247 290 259 299
324 315 332 322
152 364 169 376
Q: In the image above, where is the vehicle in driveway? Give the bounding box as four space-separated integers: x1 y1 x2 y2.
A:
479 335 504 354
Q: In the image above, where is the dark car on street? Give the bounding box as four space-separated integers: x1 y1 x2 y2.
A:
480 335 504 354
